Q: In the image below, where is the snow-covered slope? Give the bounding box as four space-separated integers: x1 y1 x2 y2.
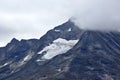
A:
0 20 82 80
1 20 120 80
37 38 79 60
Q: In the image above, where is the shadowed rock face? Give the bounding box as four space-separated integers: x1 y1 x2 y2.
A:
63 31 120 80
0 20 120 80
0 20 82 80
32 31 120 80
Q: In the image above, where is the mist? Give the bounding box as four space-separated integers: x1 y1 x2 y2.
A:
70 0 120 31
0 0 120 47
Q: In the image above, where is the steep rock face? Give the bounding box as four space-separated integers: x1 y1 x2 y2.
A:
0 38 39 79
43 31 120 80
37 20 82 51
1 20 120 80
0 38 39 62
0 20 82 80
5 31 120 80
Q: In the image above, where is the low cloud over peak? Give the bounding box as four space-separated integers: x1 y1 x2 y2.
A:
0 0 120 46
70 0 120 31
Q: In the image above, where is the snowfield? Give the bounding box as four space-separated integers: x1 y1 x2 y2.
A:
38 38 79 60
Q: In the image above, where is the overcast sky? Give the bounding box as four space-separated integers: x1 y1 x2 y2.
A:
72 0 120 31
0 0 73 47
0 0 120 47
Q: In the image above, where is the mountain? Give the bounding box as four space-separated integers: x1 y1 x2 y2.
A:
0 20 120 80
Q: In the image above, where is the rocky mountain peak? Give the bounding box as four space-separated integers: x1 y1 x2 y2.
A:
9 38 19 45
0 21 120 80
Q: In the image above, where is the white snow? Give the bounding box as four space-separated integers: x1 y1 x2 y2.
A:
57 68 62 72
9 51 34 73
23 55 32 61
36 59 45 62
0 62 9 68
68 28 72 32
19 51 34 65
55 29 60 32
21 54 33 65
3 63 8 66
38 38 79 60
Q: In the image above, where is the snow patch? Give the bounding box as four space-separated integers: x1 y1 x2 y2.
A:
57 68 62 72
38 38 79 60
3 63 8 66
8 51 34 74
20 54 33 65
36 59 45 62
23 55 32 61
17 51 34 67
0 62 9 68
68 28 72 32
55 29 60 32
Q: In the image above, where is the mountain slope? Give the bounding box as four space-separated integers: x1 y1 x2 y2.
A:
0 20 82 80
0 20 120 80
33 31 120 80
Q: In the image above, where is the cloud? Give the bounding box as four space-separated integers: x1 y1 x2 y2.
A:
0 26 15 47
70 0 120 31
0 0 120 46
0 0 72 47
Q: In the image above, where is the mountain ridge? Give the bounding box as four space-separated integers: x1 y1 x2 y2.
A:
0 20 120 80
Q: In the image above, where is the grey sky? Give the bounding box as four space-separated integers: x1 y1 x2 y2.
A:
0 0 72 47
0 0 120 47
71 0 120 31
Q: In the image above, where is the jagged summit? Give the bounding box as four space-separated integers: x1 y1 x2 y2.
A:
9 38 19 44
0 20 120 80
